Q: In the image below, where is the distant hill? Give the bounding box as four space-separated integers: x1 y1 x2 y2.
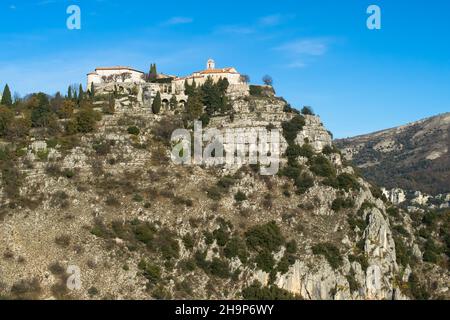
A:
335 113 450 195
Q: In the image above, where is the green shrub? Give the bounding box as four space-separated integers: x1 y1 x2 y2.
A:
87 287 99 296
179 258 196 272
224 236 248 263
370 185 386 201
423 239 440 263
347 215 369 232
279 165 302 180
74 107 101 133
312 243 342 270
346 274 359 293
294 172 314 194
386 206 400 218
242 281 298 300
155 229 180 260
277 253 296 274
133 222 156 245
206 175 237 200
127 126 140 135
90 218 111 239
206 186 222 200
348 254 369 270
301 106 314 115
336 173 360 191
393 225 409 237
332 197 355 212
213 226 230 247
309 155 336 178
408 273 429 300
182 234 195 250
254 249 276 272
234 191 247 202
217 175 236 189
245 221 285 253
282 116 305 143
249 85 264 96
394 236 412 267
322 145 334 155
286 240 297 254
93 140 111 156
63 169 75 179
208 258 230 279
139 260 161 284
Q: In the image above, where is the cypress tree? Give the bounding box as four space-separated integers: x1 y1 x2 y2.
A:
78 84 84 101
90 82 95 99
1 84 13 106
169 94 178 110
148 63 157 82
152 92 162 114
68 86 72 99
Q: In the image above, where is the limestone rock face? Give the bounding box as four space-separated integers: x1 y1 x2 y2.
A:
275 260 351 300
382 188 406 205
295 115 332 152
1 87 446 301
362 207 397 299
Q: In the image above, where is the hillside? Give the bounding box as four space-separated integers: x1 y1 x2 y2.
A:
0 82 448 300
335 113 450 196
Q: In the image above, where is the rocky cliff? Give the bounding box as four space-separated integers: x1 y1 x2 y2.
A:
0 88 447 300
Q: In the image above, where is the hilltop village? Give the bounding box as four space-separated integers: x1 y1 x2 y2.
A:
86 59 250 111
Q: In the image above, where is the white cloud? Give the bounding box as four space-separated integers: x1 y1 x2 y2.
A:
286 61 306 69
163 17 193 26
276 38 330 56
215 25 256 35
275 38 333 68
259 14 282 26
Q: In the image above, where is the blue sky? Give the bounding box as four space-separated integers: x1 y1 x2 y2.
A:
1 0 449 138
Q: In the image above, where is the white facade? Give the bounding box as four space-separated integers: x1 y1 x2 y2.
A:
87 59 248 96
87 66 145 88
173 59 244 91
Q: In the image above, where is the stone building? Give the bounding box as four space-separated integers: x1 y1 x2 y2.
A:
87 59 249 111
87 66 145 88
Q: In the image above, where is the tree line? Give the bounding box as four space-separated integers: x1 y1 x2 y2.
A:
0 83 101 142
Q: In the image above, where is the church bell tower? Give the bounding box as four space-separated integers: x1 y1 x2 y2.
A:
207 58 215 70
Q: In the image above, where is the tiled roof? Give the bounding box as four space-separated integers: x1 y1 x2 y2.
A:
94 66 144 74
198 67 238 75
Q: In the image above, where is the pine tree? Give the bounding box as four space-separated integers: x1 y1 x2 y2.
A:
185 92 203 121
68 86 72 99
1 84 13 106
152 92 162 114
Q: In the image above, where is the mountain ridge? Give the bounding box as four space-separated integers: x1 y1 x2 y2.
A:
336 112 450 195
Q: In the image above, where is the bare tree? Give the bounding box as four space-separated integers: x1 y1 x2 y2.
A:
119 72 132 82
262 75 273 86
240 74 250 84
